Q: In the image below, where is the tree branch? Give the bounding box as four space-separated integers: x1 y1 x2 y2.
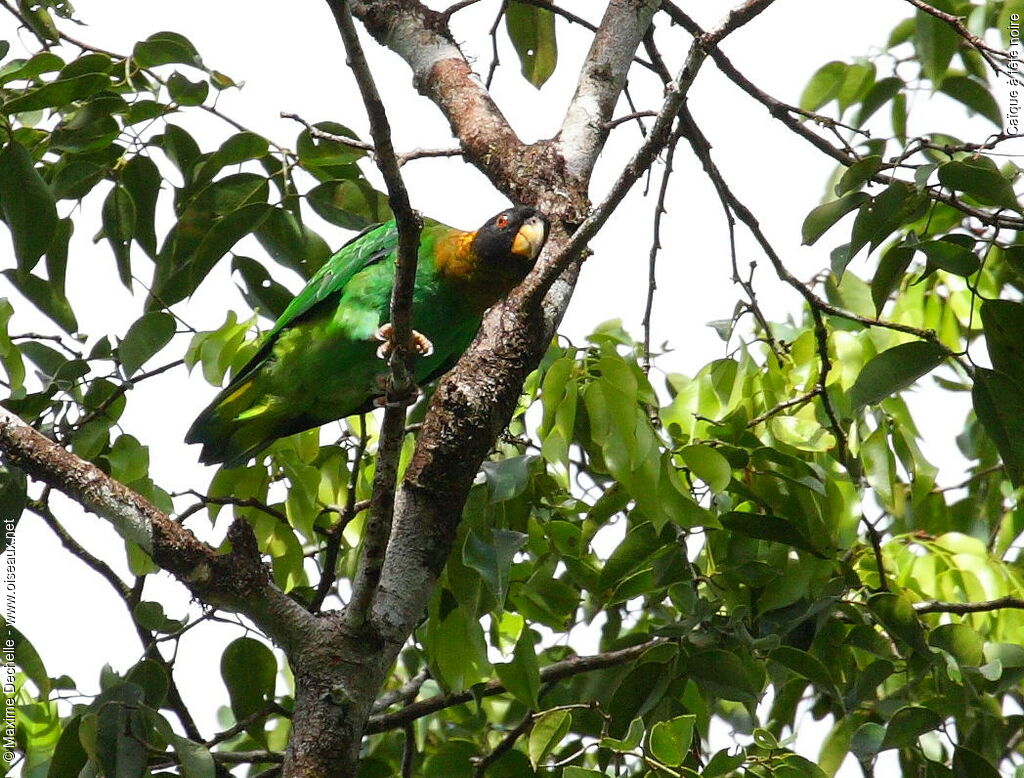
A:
558 0 660 183
902 0 1011 74
914 595 1024 615
328 0 424 631
0 405 315 654
365 638 668 732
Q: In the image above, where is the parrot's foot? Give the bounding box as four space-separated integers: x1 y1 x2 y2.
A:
374 323 434 360
372 383 422 408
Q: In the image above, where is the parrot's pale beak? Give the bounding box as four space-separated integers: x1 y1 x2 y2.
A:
511 215 548 260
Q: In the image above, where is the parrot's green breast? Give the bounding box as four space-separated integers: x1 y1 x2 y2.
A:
186 209 545 467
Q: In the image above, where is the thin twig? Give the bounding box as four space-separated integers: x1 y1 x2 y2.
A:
913 595 1024 614
174 490 289 525
366 638 668 733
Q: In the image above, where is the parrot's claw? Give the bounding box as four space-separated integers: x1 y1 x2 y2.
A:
374 323 434 360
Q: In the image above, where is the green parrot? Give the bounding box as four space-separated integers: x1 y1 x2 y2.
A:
186 206 549 467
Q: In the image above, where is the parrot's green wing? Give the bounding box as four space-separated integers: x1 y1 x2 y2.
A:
185 220 402 464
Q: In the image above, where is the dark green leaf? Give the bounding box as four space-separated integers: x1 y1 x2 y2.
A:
836 155 884 196
938 157 1021 212
871 244 914 314
916 238 980 277
929 623 984 666
481 455 535 502
48 714 88 778
494 628 540 708
599 521 660 591
50 160 107 200
0 141 58 270
686 649 763 705
850 722 885 760
868 592 931 655
0 465 25 551
120 311 174 376
255 206 332 277
102 184 137 288
952 746 1001 778
2 269 77 332
157 124 201 183
972 368 1024 487
167 70 209 106
939 75 1002 126
506 0 558 88
849 340 947 410
850 181 927 256
2 72 109 112
981 299 1024 387
124 659 169 708
719 511 821 555
231 255 292 319
679 444 731 493
133 31 204 68
801 192 869 245
121 155 161 258
307 179 392 230
296 121 366 171
880 706 942 750
915 0 958 85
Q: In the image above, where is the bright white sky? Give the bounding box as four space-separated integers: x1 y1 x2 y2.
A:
3 0 1016 774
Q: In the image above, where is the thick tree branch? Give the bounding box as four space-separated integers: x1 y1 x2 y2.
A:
0 405 315 653
557 0 660 182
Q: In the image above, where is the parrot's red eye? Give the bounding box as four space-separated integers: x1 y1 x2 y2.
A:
496 214 510 229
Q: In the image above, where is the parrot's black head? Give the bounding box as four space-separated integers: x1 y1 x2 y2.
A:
471 206 549 278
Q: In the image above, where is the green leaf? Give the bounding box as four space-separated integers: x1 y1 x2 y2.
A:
929 623 984 666
494 628 540 708
850 722 885 760
849 341 947 410
601 717 645 752
769 647 837 698
0 141 58 271
916 238 980 277
686 649 763 705
133 31 204 68
48 715 88 778
871 244 913 314
939 75 1002 126
296 121 366 171
2 269 77 332
167 70 209 106
231 255 292 320
528 709 570 768
719 511 821 555
220 637 276 742
868 592 931 655
121 155 162 258
106 434 150 483
481 454 535 502
854 76 902 126
952 746 1001 778
308 179 392 231
463 528 527 609
506 0 558 88
171 736 216 778
2 72 110 112
0 465 25 550
800 60 847 111
836 155 884 196
119 311 174 376
598 521 660 591
972 368 1024 487
981 300 1024 388
915 0 958 85
849 181 927 256
125 658 169 708
880 706 942 750
648 714 695 767
938 157 1022 213
255 206 332 277
836 62 875 113
679 444 731 493
801 192 869 245
102 184 137 288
